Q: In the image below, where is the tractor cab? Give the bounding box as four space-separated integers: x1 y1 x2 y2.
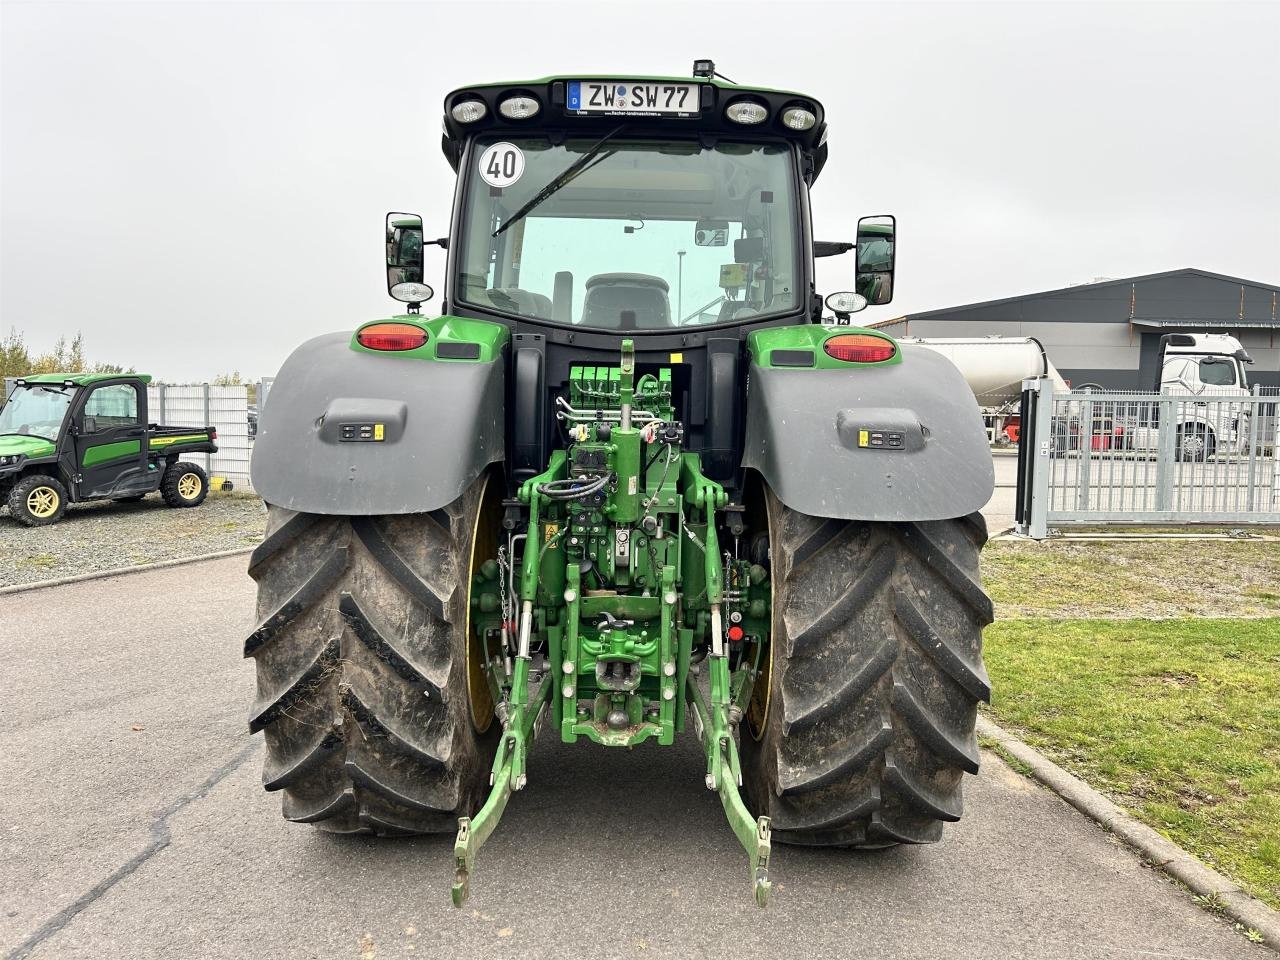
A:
429 67 894 331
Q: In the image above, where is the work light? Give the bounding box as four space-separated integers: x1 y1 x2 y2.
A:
450 99 487 123
781 106 817 131
498 95 540 120
724 100 768 125
825 291 868 314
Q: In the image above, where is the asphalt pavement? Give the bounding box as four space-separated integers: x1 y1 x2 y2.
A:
1 554 1260 959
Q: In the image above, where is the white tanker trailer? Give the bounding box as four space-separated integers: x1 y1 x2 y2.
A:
904 333 1264 459
899 336 1065 445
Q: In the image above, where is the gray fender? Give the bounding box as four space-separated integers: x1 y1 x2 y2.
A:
742 344 993 521
251 332 503 515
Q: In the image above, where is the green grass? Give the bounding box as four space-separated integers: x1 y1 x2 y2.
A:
984 617 1280 909
982 539 1280 619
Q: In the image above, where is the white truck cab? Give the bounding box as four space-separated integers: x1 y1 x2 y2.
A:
1158 333 1252 396
1119 332 1255 459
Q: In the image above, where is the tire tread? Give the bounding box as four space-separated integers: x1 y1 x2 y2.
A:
743 496 990 848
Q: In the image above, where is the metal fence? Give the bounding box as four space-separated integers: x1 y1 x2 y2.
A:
1016 380 1280 538
147 383 259 488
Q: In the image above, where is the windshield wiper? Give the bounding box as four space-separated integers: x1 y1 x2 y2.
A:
492 124 626 238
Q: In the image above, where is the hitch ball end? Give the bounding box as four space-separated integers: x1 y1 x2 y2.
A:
754 872 772 909
451 817 473 908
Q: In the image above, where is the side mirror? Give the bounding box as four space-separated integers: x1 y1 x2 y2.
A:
693 218 729 247
854 214 895 306
385 212 433 307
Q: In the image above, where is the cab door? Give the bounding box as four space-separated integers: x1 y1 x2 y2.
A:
73 381 152 498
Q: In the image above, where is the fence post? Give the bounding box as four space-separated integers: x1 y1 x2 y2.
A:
203 383 213 474
1246 385 1261 514
1155 396 1176 516
1076 397 1094 512
156 382 166 425
1014 376 1055 540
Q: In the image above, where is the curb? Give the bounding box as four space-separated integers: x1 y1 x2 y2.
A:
0 547 255 596
977 714 1279 951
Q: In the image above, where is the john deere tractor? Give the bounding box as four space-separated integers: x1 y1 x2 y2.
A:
247 62 995 907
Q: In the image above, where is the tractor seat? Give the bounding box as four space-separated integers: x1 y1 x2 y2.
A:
487 287 553 320
582 273 670 329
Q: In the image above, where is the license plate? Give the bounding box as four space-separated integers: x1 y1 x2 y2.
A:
567 80 699 118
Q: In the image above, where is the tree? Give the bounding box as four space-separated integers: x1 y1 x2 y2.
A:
213 371 243 386
3 330 133 378
0 328 32 381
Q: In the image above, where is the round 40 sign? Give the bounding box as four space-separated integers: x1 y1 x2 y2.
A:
478 142 525 188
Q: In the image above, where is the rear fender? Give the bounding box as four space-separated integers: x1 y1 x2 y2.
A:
252 324 506 515
742 335 993 522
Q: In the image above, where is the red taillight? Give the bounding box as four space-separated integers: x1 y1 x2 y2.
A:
357 322 429 351
210 428 217 440
823 334 897 364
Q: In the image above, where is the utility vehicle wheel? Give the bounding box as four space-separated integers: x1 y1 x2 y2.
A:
1176 425 1215 462
742 488 993 847
161 462 209 507
8 475 69 527
244 475 501 834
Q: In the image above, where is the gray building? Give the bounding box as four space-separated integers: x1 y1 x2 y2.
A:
872 268 1280 390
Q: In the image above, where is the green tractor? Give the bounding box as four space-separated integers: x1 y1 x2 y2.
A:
247 63 994 907
0 373 216 526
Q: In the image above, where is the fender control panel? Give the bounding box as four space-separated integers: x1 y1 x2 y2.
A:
857 428 904 450
339 422 386 442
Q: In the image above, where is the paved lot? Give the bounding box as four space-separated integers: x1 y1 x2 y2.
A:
2 555 1261 959
984 452 1019 532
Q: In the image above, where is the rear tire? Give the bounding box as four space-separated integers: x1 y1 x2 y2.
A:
244 477 499 834
8 474 69 527
742 489 993 847
161 462 209 507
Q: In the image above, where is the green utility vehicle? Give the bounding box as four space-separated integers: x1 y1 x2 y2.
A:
247 62 994 907
0 374 216 526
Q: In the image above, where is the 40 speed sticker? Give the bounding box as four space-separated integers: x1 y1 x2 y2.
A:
478 142 525 188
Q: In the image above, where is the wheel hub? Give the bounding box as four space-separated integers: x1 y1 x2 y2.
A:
27 486 59 518
177 473 202 499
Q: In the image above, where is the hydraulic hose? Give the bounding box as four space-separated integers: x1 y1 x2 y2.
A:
536 474 611 501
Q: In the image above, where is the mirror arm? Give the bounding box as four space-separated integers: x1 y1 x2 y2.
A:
813 241 855 258
426 237 449 249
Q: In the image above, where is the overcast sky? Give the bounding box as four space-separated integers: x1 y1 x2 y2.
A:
2 0 1277 382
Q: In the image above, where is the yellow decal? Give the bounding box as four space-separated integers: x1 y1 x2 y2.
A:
669 352 684 364
544 523 560 543
858 429 869 448
373 423 385 441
